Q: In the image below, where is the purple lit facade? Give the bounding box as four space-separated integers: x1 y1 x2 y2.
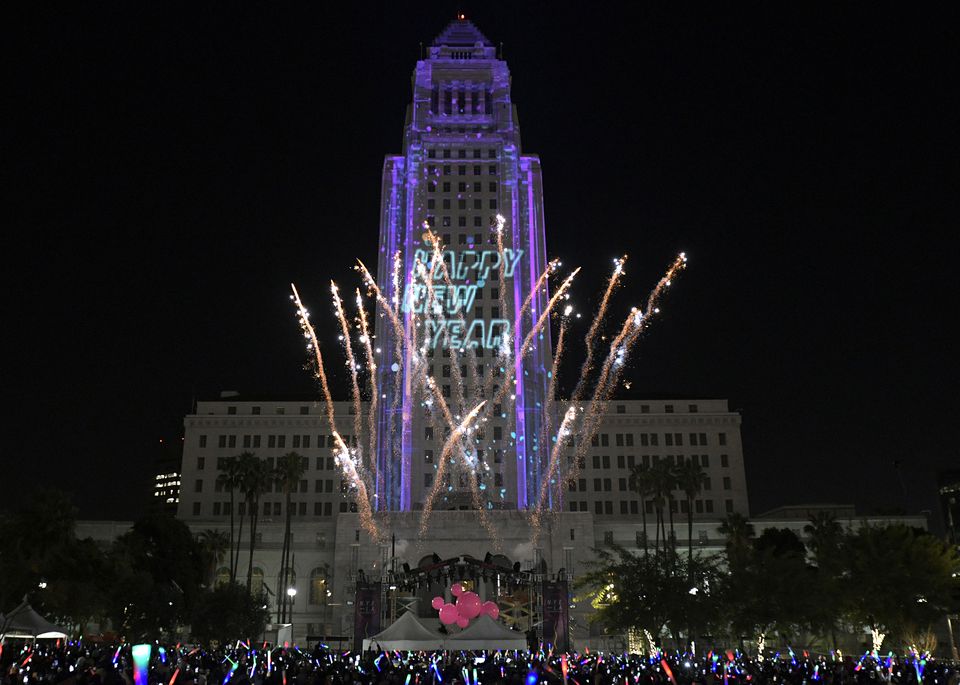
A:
374 20 553 512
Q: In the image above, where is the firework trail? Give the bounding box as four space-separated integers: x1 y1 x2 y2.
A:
572 255 627 402
291 284 381 540
356 258 405 344
291 284 337 429
355 288 379 495
331 431 382 542
519 267 581 359
418 400 486 538
568 253 688 485
331 281 366 476
530 403 578 538
536 308 570 489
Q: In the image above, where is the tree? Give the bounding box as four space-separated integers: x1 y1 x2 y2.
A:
630 464 652 556
216 456 243 583
108 514 204 640
275 451 306 622
576 543 722 650
718 526 813 652
842 524 960 651
0 489 108 627
718 512 754 574
674 459 708 567
240 454 273 593
647 460 677 556
190 583 269 644
803 512 846 648
197 529 229 588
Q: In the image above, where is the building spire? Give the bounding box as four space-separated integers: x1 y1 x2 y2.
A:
428 16 496 60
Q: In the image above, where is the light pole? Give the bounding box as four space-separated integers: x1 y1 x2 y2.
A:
286 587 297 628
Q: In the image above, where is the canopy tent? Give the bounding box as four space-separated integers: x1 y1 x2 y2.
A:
362 611 443 651
444 614 526 651
0 601 68 640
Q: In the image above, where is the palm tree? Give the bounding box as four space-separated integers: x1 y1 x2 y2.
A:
241 455 273 593
718 511 755 573
803 511 844 562
216 456 244 583
629 464 652 556
804 511 845 649
674 459 708 566
275 451 306 622
648 459 677 556
197 528 229 587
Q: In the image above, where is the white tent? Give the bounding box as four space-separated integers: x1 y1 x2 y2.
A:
0 601 68 640
362 611 443 651
444 614 526 651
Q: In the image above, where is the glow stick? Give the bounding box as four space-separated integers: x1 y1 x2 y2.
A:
132 644 152 685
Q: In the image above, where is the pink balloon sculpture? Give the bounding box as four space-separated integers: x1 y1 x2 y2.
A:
438 603 459 625
481 600 499 619
451 582 464 597
456 616 469 629
431 596 445 611
457 591 482 620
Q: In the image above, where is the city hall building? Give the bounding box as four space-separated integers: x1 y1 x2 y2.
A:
175 19 750 648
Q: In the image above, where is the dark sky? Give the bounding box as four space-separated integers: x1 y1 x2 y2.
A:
4 2 957 523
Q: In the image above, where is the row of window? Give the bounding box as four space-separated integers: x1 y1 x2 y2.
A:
424 198 498 213
569 498 736 515
213 566 329 605
200 434 359 450
428 165 498 177
193 500 358 517
575 453 732 470
569 474 733 493
427 148 498 160
593 432 727 447
424 448 505 464
424 472 504 488
213 402 717 416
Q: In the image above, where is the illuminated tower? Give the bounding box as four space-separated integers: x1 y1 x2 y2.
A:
375 18 553 512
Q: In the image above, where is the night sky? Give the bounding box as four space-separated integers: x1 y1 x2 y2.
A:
5 2 956 523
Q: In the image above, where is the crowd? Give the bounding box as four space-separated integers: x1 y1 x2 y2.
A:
1 642 957 685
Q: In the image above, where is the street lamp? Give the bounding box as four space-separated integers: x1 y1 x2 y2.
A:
286 587 297 629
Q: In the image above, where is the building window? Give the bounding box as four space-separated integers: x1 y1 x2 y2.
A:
192 502 201 515
424 473 434 487
252 406 260 415
723 476 732 490
689 404 698 413
665 404 674 413
199 435 207 448
195 479 203 493
721 454 729 467
719 432 727 445
197 457 205 470
309 568 329 605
